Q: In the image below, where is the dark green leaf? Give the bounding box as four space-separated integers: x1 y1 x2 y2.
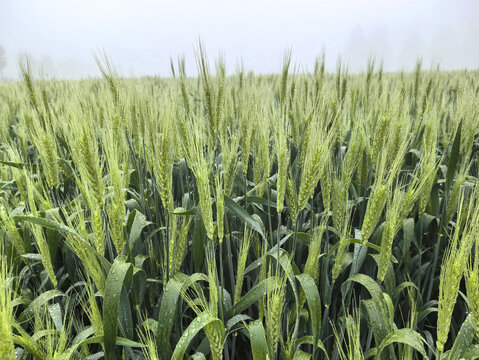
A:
103 256 133 360
225 195 265 238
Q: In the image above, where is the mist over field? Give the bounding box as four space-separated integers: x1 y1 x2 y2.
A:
1 0 478 80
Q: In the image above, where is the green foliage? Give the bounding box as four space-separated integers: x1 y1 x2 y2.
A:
0 53 478 360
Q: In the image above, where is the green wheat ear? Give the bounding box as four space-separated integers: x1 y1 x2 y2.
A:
437 192 477 352
138 315 160 360
332 204 352 284
333 305 364 360
465 261 479 338
0 243 15 360
360 160 388 245
0 206 26 254
304 217 328 285
23 177 58 288
377 187 405 282
273 113 290 214
266 268 286 359
234 227 252 304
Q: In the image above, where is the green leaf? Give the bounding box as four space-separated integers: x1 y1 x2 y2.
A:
20 253 42 262
328 238 383 255
374 328 428 360
132 267 147 308
191 352 207 360
227 277 279 318
13 214 110 273
172 207 197 216
248 320 268 360
430 183 440 217
294 350 312 360
14 215 80 238
193 214 206 272
12 332 45 360
118 286 133 339
448 315 476 360
271 251 300 309
48 303 63 332
127 209 152 251
125 198 141 211
171 312 222 360
156 271 210 358
296 336 329 360
0 179 17 190
393 281 418 298
226 314 252 330
72 327 96 345
157 273 188 360
460 345 479 359
244 235 292 275
342 242 369 300
401 218 415 265
57 335 145 360
31 329 57 342
0 160 37 170
19 289 64 321
296 273 321 354
361 299 391 355
103 256 133 360
115 337 146 347
225 195 265 238
345 274 388 318
346 274 392 345
445 120 462 192
247 196 277 210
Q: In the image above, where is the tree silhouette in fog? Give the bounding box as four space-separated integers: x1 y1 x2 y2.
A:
0 46 7 77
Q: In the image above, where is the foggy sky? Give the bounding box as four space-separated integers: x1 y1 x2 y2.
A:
1 0 478 79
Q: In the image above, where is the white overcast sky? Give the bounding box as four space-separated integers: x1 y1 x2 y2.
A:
1 0 478 79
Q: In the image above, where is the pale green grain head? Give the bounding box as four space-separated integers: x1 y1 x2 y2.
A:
0 244 15 360
215 172 225 244
266 270 286 358
273 114 290 214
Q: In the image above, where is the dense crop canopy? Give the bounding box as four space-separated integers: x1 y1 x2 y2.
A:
0 54 478 359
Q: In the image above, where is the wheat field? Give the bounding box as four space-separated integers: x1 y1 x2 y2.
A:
0 52 478 359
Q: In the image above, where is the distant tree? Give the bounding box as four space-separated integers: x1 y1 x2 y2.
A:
0 46 6 76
